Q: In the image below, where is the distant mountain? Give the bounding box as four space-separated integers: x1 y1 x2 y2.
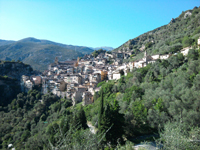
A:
0 39 15 46
18 37 94 54
91 46 114 51
114 6 200 60
0 37 95 71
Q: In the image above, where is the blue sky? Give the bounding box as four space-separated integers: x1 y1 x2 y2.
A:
0 0 199 48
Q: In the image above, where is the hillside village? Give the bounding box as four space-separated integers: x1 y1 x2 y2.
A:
20 37 200 106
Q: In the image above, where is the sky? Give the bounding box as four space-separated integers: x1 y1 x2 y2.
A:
0 0 199 48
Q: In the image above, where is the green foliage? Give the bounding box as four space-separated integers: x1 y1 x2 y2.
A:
92 49 106 58
145 42 153 49
152 98 164 112
0 89 73 149
169 44 183 53
2 55 200 149
98 100 125 146
72 106 88 129
92 51 99 58
193 26 200 35
188 49 199 61
97 80 106 87
1 7 200 149
123 85 143 103
182 36 194 47
156 122 200 150
47 127 100 150
137 64 151 80
3 75 8 78
130 54 135 58
98 91 104 129
100 81 115 97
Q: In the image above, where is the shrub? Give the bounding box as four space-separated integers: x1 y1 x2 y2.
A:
182 36 194 47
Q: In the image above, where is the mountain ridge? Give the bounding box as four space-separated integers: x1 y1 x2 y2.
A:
114 6 200 61
0 38 89 71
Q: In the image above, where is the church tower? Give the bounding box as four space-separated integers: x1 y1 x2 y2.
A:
55 57 58 65
143 51 148 65
77 57 79 63
144 51 147 57
74 57 79 67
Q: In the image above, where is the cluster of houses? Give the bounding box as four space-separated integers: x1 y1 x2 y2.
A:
20 44 194 106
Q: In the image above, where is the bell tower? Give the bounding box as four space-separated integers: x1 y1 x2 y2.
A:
55 57 58 65
144 51 147 57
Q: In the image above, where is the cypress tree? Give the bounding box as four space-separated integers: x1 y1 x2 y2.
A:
98 91 104 129
79 105 88 129
71 106 88 129
98 99 125 145
109 100 125 145
100 104 113 143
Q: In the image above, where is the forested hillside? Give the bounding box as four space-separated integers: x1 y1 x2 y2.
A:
85 48 200 149
115 6 200 61
1 49 200 149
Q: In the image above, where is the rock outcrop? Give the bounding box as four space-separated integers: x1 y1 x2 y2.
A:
0 61 34 106
0 61 33 80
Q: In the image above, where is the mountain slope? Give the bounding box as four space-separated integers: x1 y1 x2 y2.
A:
18 37 94 54
0 39 15 46
0 37 95 71
0 40 84 71
115 6 200 60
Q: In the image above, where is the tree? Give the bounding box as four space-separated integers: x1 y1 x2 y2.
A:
92 51 98 58
156 122 200 150
98 91 104 129
188 49 199 61
109 100 125 145
119 69 124 76
71 106 88 129
98 99 125 146
77 106 88 129
99 104 113 144
182 36 193 47
177 52 185 64
169 45 183 53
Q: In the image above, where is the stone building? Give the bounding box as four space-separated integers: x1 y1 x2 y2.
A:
82 92 93 106
72 86 87 106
